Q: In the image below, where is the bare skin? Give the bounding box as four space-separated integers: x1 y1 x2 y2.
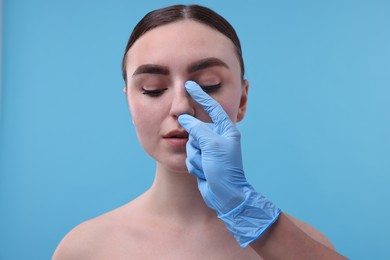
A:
53 164 336 260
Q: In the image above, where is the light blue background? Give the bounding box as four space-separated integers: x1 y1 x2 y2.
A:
1 0 389 259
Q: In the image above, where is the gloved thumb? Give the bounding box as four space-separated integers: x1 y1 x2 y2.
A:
178 114 198 133
178 114 216 145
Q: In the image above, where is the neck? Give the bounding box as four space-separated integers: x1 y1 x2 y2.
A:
144 162 215 223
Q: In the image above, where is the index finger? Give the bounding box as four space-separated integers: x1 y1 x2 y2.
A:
184 81 232 125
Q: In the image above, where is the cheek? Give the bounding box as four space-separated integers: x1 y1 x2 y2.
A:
214 91 242 123
128 100 159 138
220 101 240 123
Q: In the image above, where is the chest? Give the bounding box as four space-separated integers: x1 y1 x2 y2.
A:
91 227 262 260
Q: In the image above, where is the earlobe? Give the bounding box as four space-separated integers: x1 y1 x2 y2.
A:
123 86 127 94
237 80 249 122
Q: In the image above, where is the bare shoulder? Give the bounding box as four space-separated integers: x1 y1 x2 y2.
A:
52 217 102 259
52 211 116 259
52 201 141 260
285 213 335 249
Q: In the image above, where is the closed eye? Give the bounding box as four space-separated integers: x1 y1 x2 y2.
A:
200 83 221 94
142 88 168 97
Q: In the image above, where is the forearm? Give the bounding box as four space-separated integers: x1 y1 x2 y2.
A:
250 213 347 260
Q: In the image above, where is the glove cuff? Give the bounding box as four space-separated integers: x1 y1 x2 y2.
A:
217 188 281 248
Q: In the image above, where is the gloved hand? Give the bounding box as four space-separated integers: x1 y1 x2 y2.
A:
178 81 281 248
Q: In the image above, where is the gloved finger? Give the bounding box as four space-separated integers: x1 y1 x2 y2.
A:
184 81 234 129
178 114 216 143
185 139 205 179
178 113 201 133
186 158 205 180
188 133 200 150
196 177 215 210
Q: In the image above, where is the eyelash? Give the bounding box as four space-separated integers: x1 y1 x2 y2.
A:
141 83 221 97
142 88 168 97
201 83 221 94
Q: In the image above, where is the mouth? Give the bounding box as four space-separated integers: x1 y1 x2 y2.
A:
167 134 188 139
164 130 189 139
163 130 189 148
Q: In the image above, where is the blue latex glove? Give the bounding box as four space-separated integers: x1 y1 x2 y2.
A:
178 81 281 248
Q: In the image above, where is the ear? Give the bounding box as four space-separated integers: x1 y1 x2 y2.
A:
123 85 135 124
237 80 249 122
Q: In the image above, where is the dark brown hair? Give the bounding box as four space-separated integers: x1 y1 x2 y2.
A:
122 4 245 83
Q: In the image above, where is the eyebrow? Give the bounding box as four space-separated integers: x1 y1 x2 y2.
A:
132 64 169 77
132 57 229 77
187 57 230 74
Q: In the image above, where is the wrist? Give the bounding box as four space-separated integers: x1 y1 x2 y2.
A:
217 189 281 248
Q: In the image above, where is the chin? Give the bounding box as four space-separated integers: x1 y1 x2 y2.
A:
157 155 189 174
166 161 189 174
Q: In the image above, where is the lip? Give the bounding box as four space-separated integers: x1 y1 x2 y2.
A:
163 129 189 148
163 129 189 138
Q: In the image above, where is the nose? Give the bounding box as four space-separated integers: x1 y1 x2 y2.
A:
169 83 196 118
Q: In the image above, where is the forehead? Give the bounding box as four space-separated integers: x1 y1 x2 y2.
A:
126 20 240 74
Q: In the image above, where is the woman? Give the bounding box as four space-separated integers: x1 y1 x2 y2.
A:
53 5 346 259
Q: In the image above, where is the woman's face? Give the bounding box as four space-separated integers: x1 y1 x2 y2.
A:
124 20 248 173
